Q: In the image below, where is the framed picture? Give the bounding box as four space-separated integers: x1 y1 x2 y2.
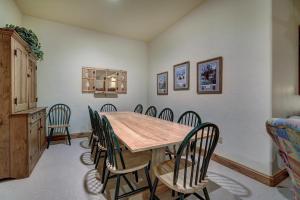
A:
157 72 168 95
197 57 223 94
173 61 190 90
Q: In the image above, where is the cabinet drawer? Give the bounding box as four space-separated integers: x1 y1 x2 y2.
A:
29 111 43 124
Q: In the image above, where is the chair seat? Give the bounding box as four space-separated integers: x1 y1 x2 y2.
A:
154 159 208 194
107 150 151 174
48 124 70 128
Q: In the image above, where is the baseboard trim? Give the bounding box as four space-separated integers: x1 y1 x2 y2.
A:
211 153 288 187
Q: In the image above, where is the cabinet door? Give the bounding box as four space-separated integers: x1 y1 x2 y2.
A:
28 119 40 170
117 71 127 94
82 67 95 93
106 70 118 92
28 58 37 109
12 39 28 113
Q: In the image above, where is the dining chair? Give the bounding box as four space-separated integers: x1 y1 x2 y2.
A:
158 108 174 122
101 116 153 199
134 104 143 113
177 111 202 127
93 111 108 183
47 104 71 148
150 123 219 200
100 103 117 112
177 111 202 161
145 106 157 117
88 106 99 157
88 106 97 146
158 108 174 159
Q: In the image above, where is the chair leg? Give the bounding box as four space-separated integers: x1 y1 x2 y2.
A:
134 171 139 182
101 169 110 193
91 140 96 155
114 175 121 200
144 166 152 191
150 178 159 200
95 149 102 169
89 131 94 146
179 193 184 200
66 127 71 145
101 152 107 183
172 190 175 197
94 146 99 164
47 128 54 149
203 188 210 200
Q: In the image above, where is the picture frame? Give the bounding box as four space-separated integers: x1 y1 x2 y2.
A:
173 61 190 90
157 72 168 95
197 57 223 94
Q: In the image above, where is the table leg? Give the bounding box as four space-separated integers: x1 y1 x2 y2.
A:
151 147 166 179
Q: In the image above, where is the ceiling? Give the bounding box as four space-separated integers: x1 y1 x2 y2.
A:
15 0 203 41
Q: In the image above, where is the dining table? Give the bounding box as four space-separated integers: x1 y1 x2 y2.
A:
100 112 209 178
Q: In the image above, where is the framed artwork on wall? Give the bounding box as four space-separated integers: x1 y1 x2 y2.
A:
157 72 168 95
173 61 190 90
197 57 223 94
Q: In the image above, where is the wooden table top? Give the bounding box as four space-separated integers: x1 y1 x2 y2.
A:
100 112 194 153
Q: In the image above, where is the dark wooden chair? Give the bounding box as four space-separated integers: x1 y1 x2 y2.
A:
158 108 175 159
134 104 143 113
178 111 202 127
88 106 99 158
47 104 71 148
158 108 174 122
93 111 108 183
145 106 157 117
101 116 153 199
88 106 97 146
150 123 219 200
100 103 117 112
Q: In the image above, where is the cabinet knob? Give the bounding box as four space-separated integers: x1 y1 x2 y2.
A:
0 118 3 126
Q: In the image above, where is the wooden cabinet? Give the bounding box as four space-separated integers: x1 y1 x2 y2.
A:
10 108 47 178
82 67 127 95
0 28 45 179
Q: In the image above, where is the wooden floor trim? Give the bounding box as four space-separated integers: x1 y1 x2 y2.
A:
211 153 288 187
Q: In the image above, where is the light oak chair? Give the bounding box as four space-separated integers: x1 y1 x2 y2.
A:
101 115 153 200
150 123 219 200
145 106 157 117
100 103 117 112
47 104 71 148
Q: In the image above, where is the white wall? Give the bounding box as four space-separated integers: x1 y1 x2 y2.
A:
0 0 22 27
22 16 148 133
148 0 273 175
272 0 300 118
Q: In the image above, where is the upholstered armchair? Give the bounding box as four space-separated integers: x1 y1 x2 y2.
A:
266 118 300 200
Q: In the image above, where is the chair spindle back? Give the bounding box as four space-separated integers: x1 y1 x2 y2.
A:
134 104 143 114
177 111 201 127
145 106 157 117
100 104 117 112
173 123 219 189
48 104 71 134
158 108 174 122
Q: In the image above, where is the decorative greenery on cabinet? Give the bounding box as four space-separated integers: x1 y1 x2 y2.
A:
5 24 44 60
